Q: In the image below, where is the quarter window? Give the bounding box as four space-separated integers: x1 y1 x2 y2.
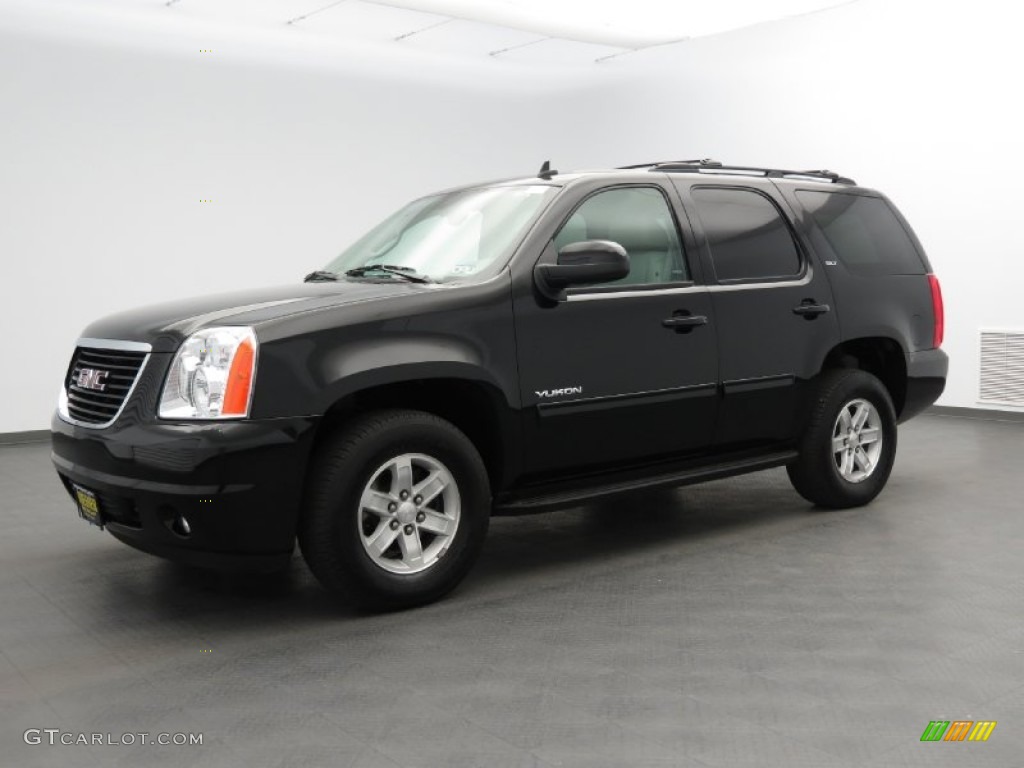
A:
554 187 688 286
692 188 802 281
797 191 925 275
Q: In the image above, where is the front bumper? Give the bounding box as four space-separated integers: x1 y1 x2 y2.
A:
51 413 319 571
900 347 949 423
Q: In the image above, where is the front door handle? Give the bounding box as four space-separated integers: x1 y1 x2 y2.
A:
792 301 831 318
662 312 708 332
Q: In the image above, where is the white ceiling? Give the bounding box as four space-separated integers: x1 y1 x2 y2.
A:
6 0 856 65
351 0 856 48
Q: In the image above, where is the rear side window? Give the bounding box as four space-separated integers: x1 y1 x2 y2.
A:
691 188 802 281
797 191 925 275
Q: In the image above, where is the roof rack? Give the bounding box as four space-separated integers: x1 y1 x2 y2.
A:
617 159 855 185
616 160 698 169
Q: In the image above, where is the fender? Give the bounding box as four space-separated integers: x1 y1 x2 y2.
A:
251 331 521 418
315 338 515 414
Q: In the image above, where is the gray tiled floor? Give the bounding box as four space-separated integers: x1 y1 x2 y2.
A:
2 413 1022 767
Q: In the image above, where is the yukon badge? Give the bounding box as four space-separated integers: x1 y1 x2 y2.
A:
535 386 582 399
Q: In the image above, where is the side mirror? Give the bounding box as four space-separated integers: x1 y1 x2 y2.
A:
534 240 629 300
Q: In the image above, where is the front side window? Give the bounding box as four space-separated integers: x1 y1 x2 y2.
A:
554 187 688 287
692 187 802 282
797 191 925 275
323 185 558 283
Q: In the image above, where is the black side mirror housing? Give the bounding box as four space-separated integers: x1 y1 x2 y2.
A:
535 240 629 300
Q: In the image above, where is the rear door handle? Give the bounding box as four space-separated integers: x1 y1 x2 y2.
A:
662 313 708 331
792 301 830 318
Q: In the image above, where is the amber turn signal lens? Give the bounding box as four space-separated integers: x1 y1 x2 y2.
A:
222 337 255 416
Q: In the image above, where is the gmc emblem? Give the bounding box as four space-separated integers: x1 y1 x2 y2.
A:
75 368 110 392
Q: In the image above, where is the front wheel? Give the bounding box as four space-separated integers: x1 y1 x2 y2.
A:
787 369 898 509
299 409 490 610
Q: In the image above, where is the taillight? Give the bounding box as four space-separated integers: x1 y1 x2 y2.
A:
927 274 944 349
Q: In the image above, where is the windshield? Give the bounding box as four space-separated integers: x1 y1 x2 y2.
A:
322 185 558 283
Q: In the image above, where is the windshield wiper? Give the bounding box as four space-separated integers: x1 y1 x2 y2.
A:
304 270 339 282
344 265 432 283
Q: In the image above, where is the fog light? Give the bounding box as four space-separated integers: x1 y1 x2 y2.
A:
171 514 192 537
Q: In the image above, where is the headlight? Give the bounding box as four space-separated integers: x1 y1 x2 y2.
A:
159 327 258 419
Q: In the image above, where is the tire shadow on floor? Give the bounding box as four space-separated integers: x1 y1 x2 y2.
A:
83 470 812 622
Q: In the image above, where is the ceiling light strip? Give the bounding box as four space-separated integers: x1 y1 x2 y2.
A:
394 18 455 41
595 37 689 63
286 0 352 26
360 0 667 48
488 37 548 58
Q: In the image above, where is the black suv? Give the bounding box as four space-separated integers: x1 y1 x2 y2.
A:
52 160 947 609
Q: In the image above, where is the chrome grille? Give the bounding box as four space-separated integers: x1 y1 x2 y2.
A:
64 346 148 426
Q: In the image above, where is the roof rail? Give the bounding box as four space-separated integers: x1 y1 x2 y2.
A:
618 159 855 185
616 159 714 170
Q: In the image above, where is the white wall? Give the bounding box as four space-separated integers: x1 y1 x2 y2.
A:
3 0 1021 433
0 5 627 433
610 0 1024 411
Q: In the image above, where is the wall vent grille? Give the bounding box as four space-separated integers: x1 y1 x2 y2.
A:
980 331 1024 404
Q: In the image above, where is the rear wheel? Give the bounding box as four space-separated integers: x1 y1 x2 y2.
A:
787 369 897 509
299 409 490 610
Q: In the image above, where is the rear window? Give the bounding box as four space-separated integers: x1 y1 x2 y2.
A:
797 191 924 275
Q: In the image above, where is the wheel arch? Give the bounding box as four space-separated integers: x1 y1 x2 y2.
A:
821 337 908 416
312 373 520 494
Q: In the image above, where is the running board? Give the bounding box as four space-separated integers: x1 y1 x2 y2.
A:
494 450 798 515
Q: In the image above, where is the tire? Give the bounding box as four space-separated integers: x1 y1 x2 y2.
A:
787 369 898 509
298 409 490 610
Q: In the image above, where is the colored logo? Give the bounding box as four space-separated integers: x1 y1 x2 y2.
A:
920 721 996 742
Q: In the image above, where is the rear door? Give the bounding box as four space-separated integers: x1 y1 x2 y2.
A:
671 177 840 448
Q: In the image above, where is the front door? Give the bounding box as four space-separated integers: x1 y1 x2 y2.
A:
672 178 841 448
513 183 719 476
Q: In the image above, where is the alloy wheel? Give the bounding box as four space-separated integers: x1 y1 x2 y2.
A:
831 398 884 483
358 453 461 574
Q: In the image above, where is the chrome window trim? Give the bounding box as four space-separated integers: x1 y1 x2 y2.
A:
708 270 813 291
566 270 811 301
566 285 703 301
58 339 153 429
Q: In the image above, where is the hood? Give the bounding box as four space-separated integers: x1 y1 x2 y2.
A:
79 280 428 353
